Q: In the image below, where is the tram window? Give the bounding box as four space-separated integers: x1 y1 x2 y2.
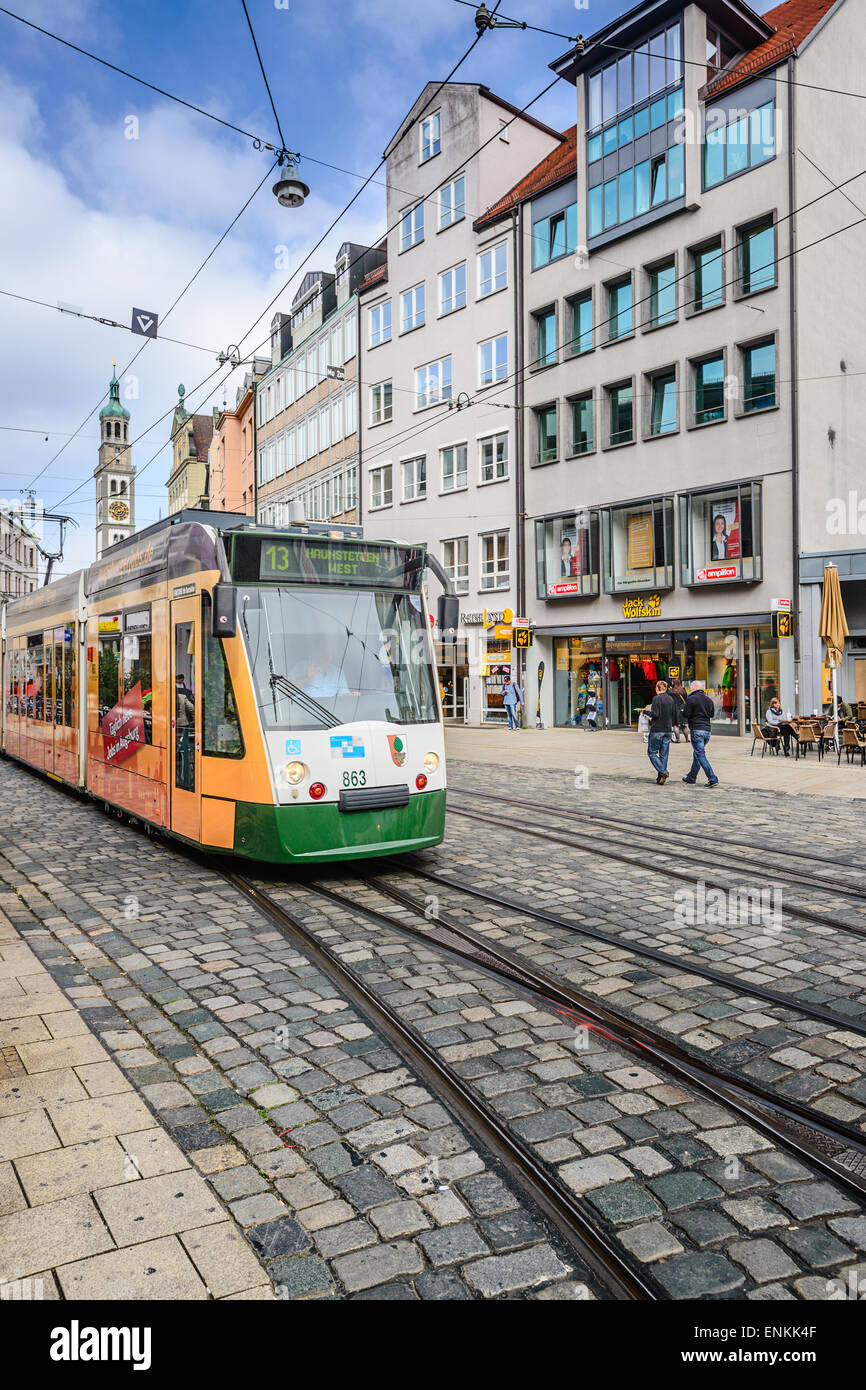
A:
53 635 64 725
63 629 75 728
122 611 153 745
98 637 121 719
202 594 243 758
25 638 44 720
174 621 195 792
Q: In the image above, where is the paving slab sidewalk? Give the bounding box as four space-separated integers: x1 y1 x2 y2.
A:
0 913 273 1301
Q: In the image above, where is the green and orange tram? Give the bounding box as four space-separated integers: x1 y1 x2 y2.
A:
1 512 454 863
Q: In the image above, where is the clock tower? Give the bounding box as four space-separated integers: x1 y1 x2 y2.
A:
94 363 136 559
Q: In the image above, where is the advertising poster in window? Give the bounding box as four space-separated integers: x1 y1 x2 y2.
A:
627 514 653 569
710 499 740 560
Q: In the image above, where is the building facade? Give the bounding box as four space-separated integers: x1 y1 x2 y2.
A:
166 385 215 515
256 243 382 528
0 507 38 598
358 82 562 723
210 361 268 516
94 366 136 559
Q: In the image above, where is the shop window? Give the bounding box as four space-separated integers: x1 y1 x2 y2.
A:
678 481 762 586
553 636 604 728
690 351 726 426
535 510 600 599
603 496 674 592
122 608 153 745
202 593 244 757
569 392 594 456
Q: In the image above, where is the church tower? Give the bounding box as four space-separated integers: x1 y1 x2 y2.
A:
94 364 136 559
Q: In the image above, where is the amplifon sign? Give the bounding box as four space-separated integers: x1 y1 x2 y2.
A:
697 565 738 582
102 683 145 764
548 581 582 597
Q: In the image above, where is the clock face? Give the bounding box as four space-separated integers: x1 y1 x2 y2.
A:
108 500 130 521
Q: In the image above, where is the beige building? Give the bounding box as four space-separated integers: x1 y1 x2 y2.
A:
166 384 215 514
256 242 383 527
210 362 268 516
0 508 38 598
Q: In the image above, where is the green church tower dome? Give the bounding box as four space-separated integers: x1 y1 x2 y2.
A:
99 362 131 421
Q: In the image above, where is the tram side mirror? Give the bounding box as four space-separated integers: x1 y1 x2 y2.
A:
212 584 238 638
437 594 459 633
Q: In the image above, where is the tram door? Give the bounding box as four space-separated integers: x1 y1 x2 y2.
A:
170 598 201 841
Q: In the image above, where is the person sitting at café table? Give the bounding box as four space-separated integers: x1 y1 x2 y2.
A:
763 697 799 756
836 696 853 721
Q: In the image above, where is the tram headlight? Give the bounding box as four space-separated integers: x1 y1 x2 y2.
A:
423 752 440 773
283 760 308 784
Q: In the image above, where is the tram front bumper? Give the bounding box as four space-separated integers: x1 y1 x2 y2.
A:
231 788 446 864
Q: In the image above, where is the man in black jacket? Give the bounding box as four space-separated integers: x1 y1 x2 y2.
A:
647 679 678 785
681 680 719 787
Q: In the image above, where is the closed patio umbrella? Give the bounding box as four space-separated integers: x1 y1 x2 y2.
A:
819 564 849 725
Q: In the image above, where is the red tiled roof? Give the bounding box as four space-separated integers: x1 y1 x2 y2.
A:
475 127 575 230
704 0 837 98
358 263 387 293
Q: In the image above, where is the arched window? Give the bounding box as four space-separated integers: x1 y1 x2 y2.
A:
114 421 121 438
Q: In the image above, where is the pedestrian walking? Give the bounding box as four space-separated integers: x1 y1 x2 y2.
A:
681 680 719 786
669 679 689 743
647 679 678 784
503 676 524 731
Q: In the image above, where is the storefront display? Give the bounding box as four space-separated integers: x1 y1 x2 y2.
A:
553 636 602 725
679 481 762 585
535 511 600 599
483 637 512 722
435 637 468 721
603 497 674 592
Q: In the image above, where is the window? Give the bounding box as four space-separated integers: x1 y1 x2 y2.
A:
420 111 441 162
690 237 724 312
439 262 466 315
606 277 633 341
480 531 509 590
498 120 509 142
706 24 741 81
369 300 391 347
402 454 426 502
702 100 775 189
479 334 508 386
331 396 344 443
439 175 465 229
478 243 507 297
442 537 469 595
603 496 674 592
535 405 558 464
737 216 776 295
531 203 577 268
535 511 600 598
679 480 762 585
606 381 634 446
401 283 426 333
741 338 776 413
569 291 593 354
415 357 452 409
692 352 726 425
479 432 508 484
370 464 392 509
534 309 557 368
569 393 594 455
308 414 318 458
647 368 677 436
370 381 393 425
202 594 243 757
330 320 343 368
344 311 357 360
345 387 357 437
97 629 119 722
441 444 468 492
401 202 424 251
318 410 329 451
647 259 676 327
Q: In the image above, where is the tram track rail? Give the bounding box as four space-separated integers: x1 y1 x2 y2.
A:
226 870 654 1302
444 800 866 955
312 870 866 1194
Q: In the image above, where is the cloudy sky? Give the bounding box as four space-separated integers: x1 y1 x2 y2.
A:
0 0 774 576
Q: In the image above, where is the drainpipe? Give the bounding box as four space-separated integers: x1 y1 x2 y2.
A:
787 55 801 711
513 204 526 691
252 379 259 522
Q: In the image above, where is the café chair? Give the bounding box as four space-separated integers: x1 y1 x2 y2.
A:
751 722 780 758
838 725 866 767
796 721 819 759
818 718 838 761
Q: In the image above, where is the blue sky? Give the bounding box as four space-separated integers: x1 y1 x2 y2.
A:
0 0 775 572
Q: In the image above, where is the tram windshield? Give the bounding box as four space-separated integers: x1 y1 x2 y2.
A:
240 585 438 729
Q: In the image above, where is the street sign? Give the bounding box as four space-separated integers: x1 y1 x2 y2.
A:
515 628 532 649
513 616 529 628
772 598 792 611
493 624 513 640
668 664 680 679
326 365 345 380
131 308 158 338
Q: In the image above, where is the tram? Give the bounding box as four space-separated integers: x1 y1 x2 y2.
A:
0 512 455 863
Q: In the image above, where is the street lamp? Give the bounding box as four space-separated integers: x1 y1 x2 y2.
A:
272 151 309 209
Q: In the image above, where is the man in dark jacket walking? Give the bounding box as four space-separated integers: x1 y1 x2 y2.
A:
681 680 719 786
647 679 678 784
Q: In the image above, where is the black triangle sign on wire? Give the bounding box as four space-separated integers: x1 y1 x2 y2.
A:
131 308 158 338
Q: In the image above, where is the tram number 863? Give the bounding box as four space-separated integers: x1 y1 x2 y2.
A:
342 770 367 787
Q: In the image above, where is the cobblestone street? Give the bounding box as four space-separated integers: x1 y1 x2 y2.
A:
2 739 866 1305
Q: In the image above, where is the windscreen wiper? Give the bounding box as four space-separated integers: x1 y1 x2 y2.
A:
270 672 341 729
